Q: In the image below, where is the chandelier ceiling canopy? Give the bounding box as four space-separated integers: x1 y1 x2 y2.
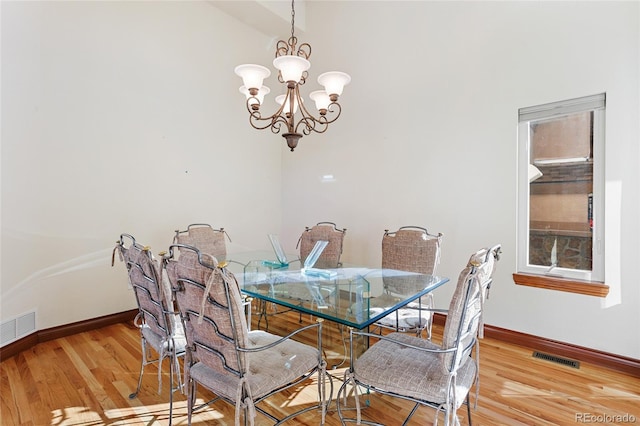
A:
235 0 350 151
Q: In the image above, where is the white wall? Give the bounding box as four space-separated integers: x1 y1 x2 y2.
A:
279 1 640 359
2 1 639 360
1 1 283 332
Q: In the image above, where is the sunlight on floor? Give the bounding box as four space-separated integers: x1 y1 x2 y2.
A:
50 401 221 426
52 407 102 426
499 381 556 397
587 383 640 399
499 380 640 402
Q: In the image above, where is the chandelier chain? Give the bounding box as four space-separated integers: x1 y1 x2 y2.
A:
290 0 295 40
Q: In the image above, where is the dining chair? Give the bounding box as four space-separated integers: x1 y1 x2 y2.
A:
336 246 498 426
373 226 443 339
255 221 347 330
174 223 253 328
163 243 330 425
173 223 230 260
467 244 501 407
112 234 186 426
297 222 347 269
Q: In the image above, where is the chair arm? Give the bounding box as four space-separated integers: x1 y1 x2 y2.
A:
237 322 323 354
400 306 448 315
349 330 457 355
225 259 246 267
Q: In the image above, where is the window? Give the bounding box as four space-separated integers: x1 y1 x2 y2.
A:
516 94 606 293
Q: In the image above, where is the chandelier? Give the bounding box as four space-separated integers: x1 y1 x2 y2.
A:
234 0 350 151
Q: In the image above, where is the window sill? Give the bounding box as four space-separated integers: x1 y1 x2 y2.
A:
513 273 609 297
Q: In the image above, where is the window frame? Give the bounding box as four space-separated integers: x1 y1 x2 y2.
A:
516 93 606 285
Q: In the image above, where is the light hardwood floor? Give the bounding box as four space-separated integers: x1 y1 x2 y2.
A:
2 308 639 425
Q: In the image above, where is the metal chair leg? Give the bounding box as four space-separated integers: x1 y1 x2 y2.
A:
129 338 148 399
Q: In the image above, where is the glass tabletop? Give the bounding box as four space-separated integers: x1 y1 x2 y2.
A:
226 251 449 329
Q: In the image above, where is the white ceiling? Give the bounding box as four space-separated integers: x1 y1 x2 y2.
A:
209 0 307 38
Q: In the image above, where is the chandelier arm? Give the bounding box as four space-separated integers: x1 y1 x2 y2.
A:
293 99 343 135
296 117 327 136
247 112 281 131
246 98 290 133
258 93 287 120
296 90 317 121
244 97 261 114
323 101 343 124
296 99 319 131
293 88 319 134
248 113 291 136
270 119 285 135
296 109 326 136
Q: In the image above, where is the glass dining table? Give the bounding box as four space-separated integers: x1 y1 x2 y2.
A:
225 251 449 331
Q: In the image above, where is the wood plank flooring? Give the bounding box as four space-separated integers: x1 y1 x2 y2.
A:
2 307 639 425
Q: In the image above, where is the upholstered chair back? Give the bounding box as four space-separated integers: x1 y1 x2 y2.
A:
298 222 346 269
122 242 173 340
167 247 249 377
440 260 484 372
174 224 228 260
382 227 442 275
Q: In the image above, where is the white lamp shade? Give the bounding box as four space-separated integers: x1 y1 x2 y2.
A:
276 94 302 114
239 85 270 105
309 90 331 111
273 55 311 83
318 71 351 96
234 64 271 90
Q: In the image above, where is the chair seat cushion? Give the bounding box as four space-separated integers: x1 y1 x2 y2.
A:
365 294 431 331
190 330 319 400
353 332 476 408
371 307 431 330
141 324 187 354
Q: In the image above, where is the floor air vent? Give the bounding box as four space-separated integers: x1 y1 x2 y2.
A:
1 311 36 347
532 351 580 369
